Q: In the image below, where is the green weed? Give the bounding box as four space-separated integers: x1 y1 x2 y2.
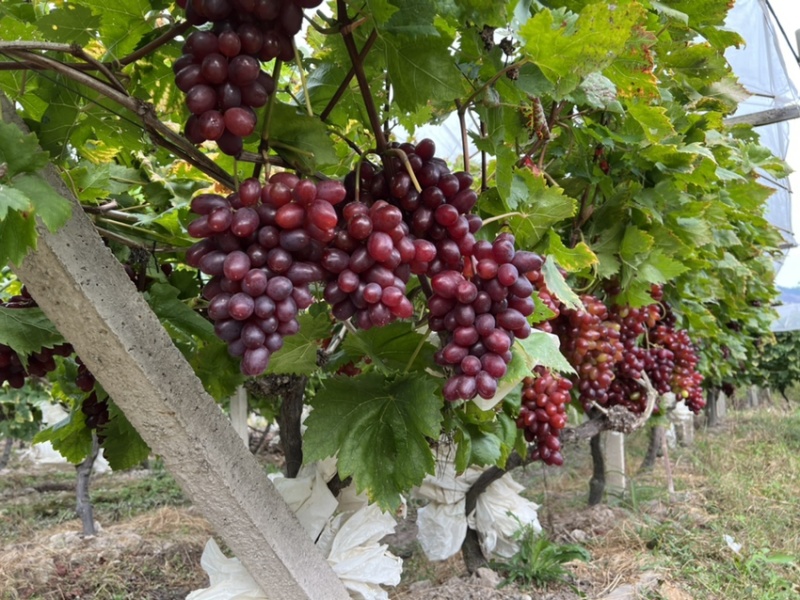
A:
491 522 590 589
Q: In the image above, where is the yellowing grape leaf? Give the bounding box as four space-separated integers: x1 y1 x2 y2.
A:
520 3 645 91
546 230 598 272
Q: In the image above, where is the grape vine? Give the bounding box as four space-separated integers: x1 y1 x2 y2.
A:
0 0 785 513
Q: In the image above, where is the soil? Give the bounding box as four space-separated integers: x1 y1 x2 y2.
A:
0 438 691 600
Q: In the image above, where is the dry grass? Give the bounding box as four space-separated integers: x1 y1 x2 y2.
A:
0 506 212 600
2 407 799 600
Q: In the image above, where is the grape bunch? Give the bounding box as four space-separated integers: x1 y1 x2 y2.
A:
551 295 623 411
174 0 322 154
648 324 705 412
81 390 110 435
321 199 415 330
642 344 675 395
518 366 572 466
606 303 659 411
430 237 543 402
344 140 481 278
0 291 73 389
185 174 346 375
336 140 547 401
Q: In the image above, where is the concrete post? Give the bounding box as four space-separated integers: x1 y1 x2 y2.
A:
230 385 249 447
603 431 626 498
717 390 728 419
671 402 694 446
3 96 349 600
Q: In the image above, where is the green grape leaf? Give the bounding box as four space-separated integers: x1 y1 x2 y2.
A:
454 426 472 473
190 340 245 401
79 0 151 59
0 182 32 219
673 216 713 246
616 280 657 308
0 210 38 270
638 249 689 284
650 1 688 23
542 256 582 311
364 0 399 24
627 103 676 143
267 311 330 375
65 162 112 203
576 72 618 109
11 173 72 233
0 121 50 178
468 429 503 466
546 230 597 272
496 412 518 451
486 170 577 247
36 4 100 46
456 413 518 469
383 0 439 36
339 322 435 373
100 402 150 470
0 306 65 366
620 226 654 264
304 371 442 511
517 330 575 375
268 103 339 172
383 34 465 112
530 290 557 324
34 409 93 464
144 282 215 346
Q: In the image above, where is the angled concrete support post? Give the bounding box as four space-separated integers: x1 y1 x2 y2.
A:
3 95 349 600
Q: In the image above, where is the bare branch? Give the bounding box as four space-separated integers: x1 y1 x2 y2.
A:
1 49 234 188
319 29 377 122
336 1 387 152
454 99 470 173
118 21 191 67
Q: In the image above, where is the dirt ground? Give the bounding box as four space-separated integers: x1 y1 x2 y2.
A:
0 465 681 600
2 409 797 599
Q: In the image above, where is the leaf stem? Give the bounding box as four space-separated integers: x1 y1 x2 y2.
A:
404 328 430 373
454 99 470 174
293 42 313 117
384 148 422 192
255 59 283 180
481 211 526 226
480 119 488 191
417 274 433 299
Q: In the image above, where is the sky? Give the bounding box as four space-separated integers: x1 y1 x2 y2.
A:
766 0 800 288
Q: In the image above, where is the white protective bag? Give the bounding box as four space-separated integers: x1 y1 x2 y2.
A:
414 444 541 561
187 461 402 600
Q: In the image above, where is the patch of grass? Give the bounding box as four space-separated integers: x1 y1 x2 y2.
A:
0 461 187 543
634 409 800 599
91 462 187 521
